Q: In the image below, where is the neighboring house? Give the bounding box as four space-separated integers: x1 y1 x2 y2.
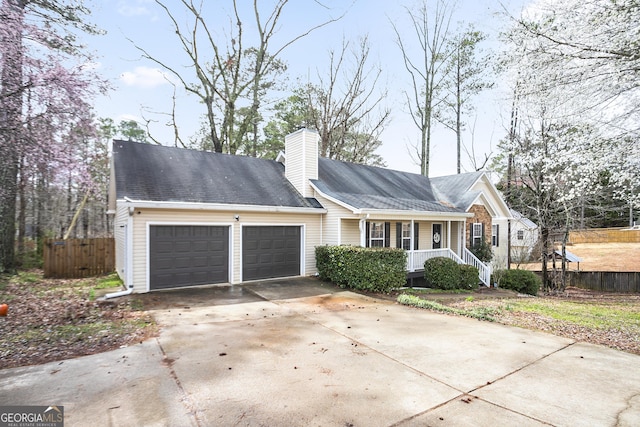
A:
108 129 511 293
510 209 539 264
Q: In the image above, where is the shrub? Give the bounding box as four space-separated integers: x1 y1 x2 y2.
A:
423 257 460 290
470 238 493 263
493 269 540 296
315 245 406 293
459 264 480 290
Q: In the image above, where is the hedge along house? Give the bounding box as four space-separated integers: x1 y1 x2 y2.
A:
108 128 510 293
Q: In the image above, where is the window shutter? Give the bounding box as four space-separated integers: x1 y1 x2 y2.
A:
414 223 419 250
365 222 370 247
496 224 500 247
396 223 402 249
481 223 486 240
384 222 391 247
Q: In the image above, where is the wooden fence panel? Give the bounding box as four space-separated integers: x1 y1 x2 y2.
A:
44 238 115 278
567 271 640 293
569 228 640 243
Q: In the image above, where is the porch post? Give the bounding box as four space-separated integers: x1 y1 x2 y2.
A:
359 217 366 247
447 220 451 250
411 219 415 251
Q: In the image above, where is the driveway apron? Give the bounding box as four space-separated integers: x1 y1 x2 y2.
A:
1 277 639 426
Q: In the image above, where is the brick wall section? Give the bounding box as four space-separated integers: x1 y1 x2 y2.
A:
466 204 492 248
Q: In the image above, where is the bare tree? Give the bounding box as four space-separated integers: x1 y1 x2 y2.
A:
437 26 493 174
392 0 456 176
262 36 390 165
135 0 342 154
309 36 390 165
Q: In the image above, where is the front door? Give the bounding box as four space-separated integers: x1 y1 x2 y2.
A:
432 223 442 249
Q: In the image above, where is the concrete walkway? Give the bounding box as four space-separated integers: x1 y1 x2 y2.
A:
1 278 639 426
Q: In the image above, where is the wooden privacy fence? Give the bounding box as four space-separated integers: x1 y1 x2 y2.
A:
569 228 640 244
44 238 115 278
567 271 640 293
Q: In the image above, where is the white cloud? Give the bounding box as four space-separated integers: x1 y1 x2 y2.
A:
120 66 171 88
117 0 154 18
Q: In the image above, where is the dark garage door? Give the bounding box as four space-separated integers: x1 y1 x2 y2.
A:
243 226 301 281
150 225 229 290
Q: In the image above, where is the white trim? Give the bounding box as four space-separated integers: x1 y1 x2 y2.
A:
119 198 326 215
146 221 234 292
309 182 358 212
126 216 133 289
465 173 513 219
239 223 305 282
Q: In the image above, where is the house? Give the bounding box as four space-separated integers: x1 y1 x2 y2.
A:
108 129 512 294
510 209 539 264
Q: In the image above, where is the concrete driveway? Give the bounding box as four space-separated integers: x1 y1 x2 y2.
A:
1 277 639 426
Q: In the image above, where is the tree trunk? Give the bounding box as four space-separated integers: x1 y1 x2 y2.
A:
0 0 25 272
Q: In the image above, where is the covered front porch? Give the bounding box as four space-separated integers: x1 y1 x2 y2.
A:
340 216 491 287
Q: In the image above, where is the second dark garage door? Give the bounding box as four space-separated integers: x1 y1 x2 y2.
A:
149 225 229 290
242 226 301 281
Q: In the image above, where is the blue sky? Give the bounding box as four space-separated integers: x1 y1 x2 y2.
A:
87 0 529 177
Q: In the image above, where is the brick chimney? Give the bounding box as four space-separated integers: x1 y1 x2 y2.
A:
284 128 319 198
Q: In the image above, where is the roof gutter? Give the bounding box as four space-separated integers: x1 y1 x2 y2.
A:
356 208 474 219
119 198 326 214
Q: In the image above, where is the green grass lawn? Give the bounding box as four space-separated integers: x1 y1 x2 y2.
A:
398 290 640 355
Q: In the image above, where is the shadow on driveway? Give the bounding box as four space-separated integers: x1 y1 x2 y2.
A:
131 276 339 310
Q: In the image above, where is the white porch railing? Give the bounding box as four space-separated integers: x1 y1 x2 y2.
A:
406 248 491 287
463 248 491 287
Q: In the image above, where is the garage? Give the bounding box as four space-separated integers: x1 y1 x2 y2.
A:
242 226 301 281
149 225 229 290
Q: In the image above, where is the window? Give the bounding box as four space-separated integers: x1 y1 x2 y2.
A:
517 230 524 240
370 222 385 247
472 223 483 247
491 224 499 247
401 222 412 250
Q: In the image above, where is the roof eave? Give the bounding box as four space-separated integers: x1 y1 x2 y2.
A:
118 198 327 214
309 182 360 213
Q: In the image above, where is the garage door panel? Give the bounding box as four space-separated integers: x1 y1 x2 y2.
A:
150 225 229 290
242 226 300 281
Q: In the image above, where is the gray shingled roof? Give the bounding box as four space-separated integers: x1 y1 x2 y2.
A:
511 209 537 229
430 171 484 210
311 157 462 213
113 140 321 209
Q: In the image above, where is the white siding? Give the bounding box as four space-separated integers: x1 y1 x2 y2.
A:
285 129 318 198
493 218 510 269
127 207 323 292
113 204 129 284
314 192 357 245
340 219 361 245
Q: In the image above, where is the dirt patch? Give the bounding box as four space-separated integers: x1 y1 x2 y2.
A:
519 242 640 272
0 272 157 370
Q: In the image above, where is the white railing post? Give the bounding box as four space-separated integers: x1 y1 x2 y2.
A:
406 248 490 286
